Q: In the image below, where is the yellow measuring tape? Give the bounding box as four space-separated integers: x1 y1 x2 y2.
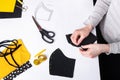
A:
34 49 46 58
33 49 47 65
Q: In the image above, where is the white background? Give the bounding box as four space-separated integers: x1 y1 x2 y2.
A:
0 0 100 80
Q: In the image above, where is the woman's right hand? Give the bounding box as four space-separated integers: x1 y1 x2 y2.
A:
70 24 93 46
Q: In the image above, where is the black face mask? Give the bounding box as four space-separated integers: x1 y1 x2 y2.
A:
49 48 76 78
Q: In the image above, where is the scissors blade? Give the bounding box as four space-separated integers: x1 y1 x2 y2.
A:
32 16 42 31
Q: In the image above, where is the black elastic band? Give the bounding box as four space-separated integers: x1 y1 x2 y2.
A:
4 44 21 68
0 39 21 68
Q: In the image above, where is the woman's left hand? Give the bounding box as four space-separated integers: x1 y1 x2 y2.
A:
79 44 110 58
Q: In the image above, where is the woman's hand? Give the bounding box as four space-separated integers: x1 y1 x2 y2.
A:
70 24 93 46
79 44 110 58
70 24 110 58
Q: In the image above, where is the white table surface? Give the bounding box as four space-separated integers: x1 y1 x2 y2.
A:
0 0 100 80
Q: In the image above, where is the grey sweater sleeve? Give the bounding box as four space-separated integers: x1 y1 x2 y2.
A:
84 0 111 27
109 42 120 54
84 0 120 54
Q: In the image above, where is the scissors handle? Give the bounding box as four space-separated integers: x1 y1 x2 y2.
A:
40 29 55 43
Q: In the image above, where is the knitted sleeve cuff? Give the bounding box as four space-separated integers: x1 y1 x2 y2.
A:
107 43 120 55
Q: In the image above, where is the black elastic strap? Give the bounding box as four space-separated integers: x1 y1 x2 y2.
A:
3 44 21 68
0 39 21 68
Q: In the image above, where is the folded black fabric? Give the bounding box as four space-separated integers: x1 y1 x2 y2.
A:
49 48 76 78
93 0 97 5
0 0 22 18
66 32 97 47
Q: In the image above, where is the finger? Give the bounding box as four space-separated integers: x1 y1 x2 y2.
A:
70 34 76 44
81 44 91 49
80 50 93 58
77 35 85 45
79 50 90 57
74 34 81 45
79 47 85 51
80 48 96 58
70 33 80 45
79 48 87 54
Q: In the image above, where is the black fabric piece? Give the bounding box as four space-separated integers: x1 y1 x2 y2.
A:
0 0 22 18
49 48 76 78
93 0 97 5
96 25 120 80
66 32 97 47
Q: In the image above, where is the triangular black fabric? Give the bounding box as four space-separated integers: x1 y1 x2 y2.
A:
49 48 76 78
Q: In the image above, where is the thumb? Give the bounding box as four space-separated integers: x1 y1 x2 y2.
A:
77 36 85 45
81 44 91 49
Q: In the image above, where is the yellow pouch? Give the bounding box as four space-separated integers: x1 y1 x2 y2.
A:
0 0 16 12
0 39 31 79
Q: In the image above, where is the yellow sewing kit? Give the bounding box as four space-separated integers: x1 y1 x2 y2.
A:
0 0 16 12
0 0 26 18
0 39 32 80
